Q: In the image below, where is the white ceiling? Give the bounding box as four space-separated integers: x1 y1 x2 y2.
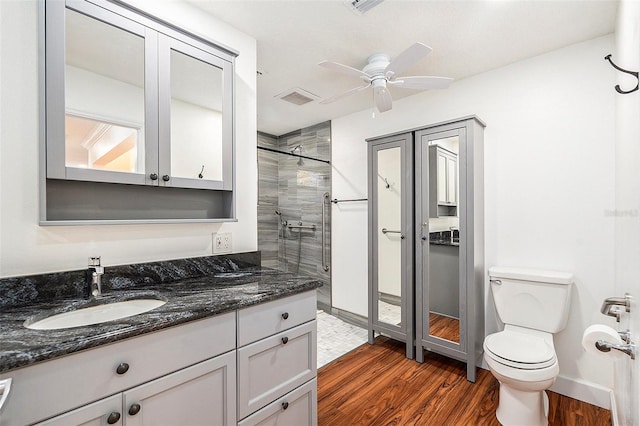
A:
188 0 618 136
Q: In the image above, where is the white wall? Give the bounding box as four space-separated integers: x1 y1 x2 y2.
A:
331 35 616 406
0 0 257 277
613 1 640 424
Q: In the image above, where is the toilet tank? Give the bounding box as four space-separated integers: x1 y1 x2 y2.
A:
489 266 573 333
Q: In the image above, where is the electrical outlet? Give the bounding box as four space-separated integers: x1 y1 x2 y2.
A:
213 232 232 254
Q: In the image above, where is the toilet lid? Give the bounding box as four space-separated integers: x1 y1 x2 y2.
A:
485 330 556 369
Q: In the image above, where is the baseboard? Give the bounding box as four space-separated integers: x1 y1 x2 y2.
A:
548 375 611 409
609 389 618 426
330 306 368 329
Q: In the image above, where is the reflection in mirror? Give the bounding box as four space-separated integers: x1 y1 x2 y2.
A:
65 114 141 172
428 136 460 343
170 50 224 181
377 147 402 327
64 8 145 173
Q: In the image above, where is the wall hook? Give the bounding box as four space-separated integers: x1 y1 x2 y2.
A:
198 165 205 179
604 54 639 94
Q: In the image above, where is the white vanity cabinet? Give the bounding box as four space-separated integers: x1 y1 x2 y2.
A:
0 313 237 426
0 291 319 426
236 291 318 425
39 353 236 426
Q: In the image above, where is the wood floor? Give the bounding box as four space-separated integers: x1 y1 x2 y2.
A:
318 337 611 426
429 312 460 343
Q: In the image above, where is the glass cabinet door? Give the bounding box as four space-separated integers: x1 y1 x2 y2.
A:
368 133 413 359
416 126 466 356
158 36 233 190
46 1 157 185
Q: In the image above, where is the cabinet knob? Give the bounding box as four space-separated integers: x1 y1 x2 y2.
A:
162 174 170 182
149 173 158 181
400 234 405 239
281 402 289 410
281 312 289 320
128 403 141 416
281 336 289 344
116 363 129 375
106 412 121 424
421 236 427 241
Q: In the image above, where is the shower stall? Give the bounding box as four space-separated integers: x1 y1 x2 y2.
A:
257 121 332 311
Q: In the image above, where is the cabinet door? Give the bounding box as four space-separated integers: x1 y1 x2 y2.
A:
238 379 317 426
46 0 158 186
36 395 122 426
158 35 233 190
446 155 457 204
437 152 448 204
123 352 236 426
238 321 316 419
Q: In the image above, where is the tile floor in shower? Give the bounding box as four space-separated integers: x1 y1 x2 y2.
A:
317 310 368 368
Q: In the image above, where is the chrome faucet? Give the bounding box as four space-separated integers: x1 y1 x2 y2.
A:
88 256 104 298
449 227 458 244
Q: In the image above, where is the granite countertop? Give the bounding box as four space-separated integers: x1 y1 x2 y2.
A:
0 253 322 374
429 239 460 247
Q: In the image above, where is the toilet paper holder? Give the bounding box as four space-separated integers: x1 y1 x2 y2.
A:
595 338 636 360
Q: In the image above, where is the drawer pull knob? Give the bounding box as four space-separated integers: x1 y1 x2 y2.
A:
106 412 121 424
162 174 170 182
149 173 158 181
282 312 289 320
281 402 289 410
128 403 141 416
281 336 289 344
116 363 129 375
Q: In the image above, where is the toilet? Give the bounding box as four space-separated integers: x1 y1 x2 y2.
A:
483 266 573 426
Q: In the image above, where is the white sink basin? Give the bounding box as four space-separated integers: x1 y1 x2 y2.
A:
25 299 167 330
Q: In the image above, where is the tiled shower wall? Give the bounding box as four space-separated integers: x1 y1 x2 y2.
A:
257 121 331 311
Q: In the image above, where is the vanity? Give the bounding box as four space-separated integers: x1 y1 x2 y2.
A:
0 253 320 425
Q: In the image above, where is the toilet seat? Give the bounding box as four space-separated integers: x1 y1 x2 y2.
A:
484 329 556 369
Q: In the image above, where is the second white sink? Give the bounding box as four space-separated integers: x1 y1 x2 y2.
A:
25 298 166 330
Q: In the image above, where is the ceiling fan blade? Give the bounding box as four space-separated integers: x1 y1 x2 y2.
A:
385 43 432 79
320 83 372 104
373 85 392 113
318 60 371 81
388 76 453 90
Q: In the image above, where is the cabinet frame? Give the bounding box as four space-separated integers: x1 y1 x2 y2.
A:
39 0 238 224
366 116 484 382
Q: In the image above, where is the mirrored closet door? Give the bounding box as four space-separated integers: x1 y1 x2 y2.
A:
367 132 414 359
367 116 484 382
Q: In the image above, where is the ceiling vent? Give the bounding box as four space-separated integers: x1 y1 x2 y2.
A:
348 0 384 14
275 88 319 106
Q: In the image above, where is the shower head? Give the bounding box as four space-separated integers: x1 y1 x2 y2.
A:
275 210 282 216
290 145 302 154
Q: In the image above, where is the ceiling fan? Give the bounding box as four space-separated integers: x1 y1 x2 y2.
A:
318 42 453 113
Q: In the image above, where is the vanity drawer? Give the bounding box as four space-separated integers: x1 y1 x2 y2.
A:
237 291 316 347
0 313 235 426
238 378 317 426
237 320 316 420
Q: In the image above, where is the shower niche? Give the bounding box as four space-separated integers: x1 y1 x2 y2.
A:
367 116 485 382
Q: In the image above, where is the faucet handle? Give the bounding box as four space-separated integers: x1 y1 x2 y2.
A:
89 256 101 267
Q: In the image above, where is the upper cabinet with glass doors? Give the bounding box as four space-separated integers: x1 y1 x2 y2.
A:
45 0 235 191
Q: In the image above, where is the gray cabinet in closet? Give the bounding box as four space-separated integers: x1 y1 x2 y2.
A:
367 116 485 382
